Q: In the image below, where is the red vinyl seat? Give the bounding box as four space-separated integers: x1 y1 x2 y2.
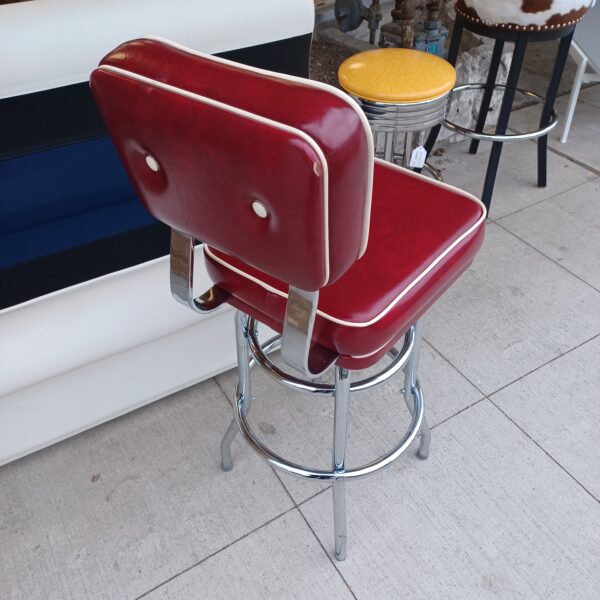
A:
205 159 484 370
91 37 486 562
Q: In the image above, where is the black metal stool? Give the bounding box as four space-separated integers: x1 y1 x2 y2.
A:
425 12 581 212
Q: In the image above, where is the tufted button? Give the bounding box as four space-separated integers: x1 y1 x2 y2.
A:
252 200 268 219
145 154 160 172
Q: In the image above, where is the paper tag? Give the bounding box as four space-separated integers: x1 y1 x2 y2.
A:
409 146 427 169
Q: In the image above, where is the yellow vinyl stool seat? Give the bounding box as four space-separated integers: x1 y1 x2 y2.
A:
338 49 456 175
338 48 456 104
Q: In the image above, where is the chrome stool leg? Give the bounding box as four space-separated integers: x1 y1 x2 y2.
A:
332 366 351 561
220 418 238 472
403 319 431 460
220 312 252 471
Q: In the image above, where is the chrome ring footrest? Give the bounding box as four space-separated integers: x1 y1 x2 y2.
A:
233 321 424 482
443 83 558 142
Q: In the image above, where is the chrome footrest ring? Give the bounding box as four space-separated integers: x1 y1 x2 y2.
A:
443 83 558 142
232 322 424 482
234 380 423 481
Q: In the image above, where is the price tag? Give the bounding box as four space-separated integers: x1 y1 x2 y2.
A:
409 146 427 169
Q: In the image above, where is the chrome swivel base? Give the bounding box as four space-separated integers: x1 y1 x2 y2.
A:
220 311 431 561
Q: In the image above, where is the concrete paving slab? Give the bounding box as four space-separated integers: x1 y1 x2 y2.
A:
510 94 600 175
143 510 354 600
492 335 600 501
579 84 600 108
301 401 600 599
518 40 579 103
0 380 292 600
429 138 596 220
498 178 600 290
217 341 483 504
424 223 600 395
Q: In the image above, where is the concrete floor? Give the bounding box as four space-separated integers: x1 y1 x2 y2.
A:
2 70 600 600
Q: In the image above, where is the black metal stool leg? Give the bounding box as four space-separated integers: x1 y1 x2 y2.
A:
423 129 442 166
446 16 464 66
469 39 505 155
481 34 528 212
423 16 464 160
538 32 574 187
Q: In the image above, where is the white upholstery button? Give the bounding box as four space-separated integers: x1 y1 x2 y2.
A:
252 200 268 218
145 154 160 172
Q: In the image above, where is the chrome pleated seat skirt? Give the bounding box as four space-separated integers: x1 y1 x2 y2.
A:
355 92 451 177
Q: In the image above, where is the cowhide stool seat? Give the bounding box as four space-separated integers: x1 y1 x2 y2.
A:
425 0 594 212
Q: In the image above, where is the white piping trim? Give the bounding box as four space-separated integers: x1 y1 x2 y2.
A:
98 64 331 287
142 35 375 258
204 163 486 329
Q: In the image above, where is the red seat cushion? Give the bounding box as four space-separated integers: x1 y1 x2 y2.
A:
205 159 486 370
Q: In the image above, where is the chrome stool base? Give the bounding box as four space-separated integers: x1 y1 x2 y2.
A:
220 312 431 560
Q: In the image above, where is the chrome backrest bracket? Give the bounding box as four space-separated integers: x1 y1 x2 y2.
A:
281 286 338 378
170 229 230 313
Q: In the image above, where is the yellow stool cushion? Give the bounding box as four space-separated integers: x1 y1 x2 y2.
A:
338 48 456 104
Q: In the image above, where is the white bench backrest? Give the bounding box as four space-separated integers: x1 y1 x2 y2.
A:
0 0 314 99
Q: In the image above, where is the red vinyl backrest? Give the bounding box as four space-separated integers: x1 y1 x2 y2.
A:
91 38 373 291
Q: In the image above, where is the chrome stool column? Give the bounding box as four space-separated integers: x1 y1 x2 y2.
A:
338 48 456 179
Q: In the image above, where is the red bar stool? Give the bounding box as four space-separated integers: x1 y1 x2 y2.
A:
91 37 486 561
